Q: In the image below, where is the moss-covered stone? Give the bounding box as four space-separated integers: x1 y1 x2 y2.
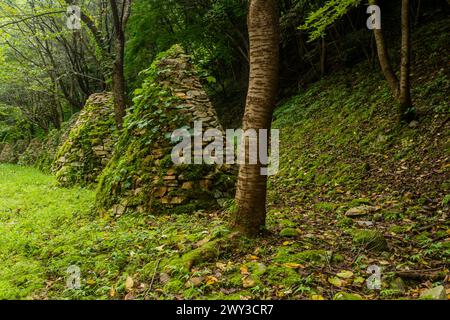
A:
18 138 42 166
275 246 331 265
52 93 117 187
280 228 298 237
352 229 389 252
34 114 79 172
0 143 16 163
95 45 235 215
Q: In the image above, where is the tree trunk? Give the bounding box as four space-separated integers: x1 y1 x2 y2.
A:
399 0 414 121
370 0 399 98
109 0 129 129
112 37 126 128
233 0 280 237
320 37 327 78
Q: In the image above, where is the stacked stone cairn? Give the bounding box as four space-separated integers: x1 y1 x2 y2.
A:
52 92 118 186
96 45 235 216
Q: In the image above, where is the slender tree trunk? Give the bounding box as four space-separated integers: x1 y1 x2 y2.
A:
110 0 130 129
320 37 327 78
233 0 280 237
370 0 399 98
111 36 126 128
399 0 414 121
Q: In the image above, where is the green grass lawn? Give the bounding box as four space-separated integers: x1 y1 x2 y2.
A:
0 164 228 300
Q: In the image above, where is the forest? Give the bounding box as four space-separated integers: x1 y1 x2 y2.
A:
0 0 449 302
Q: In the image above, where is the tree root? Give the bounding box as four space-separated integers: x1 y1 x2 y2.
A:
164 232 241 272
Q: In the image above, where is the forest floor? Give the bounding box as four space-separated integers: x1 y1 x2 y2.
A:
0 17 449 301
0 161 448 300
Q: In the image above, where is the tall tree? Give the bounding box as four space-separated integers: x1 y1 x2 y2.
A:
370 0 399 98
109 0 131 128
370 0 415 122
232 0 280 237
399 0 412 119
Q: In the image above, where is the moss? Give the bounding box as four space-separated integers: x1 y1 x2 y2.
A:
165 234 236 271
52 94 117 187
351 229 388 252
227 273 243 288
164 279 185 293
95 45 235 215
331 253 345 264
280 228 298 237
265 265 304 287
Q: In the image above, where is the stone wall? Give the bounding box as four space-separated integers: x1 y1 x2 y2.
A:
18 138 42 166
0 143 15 163
52 93 118 186
35 113 79 172
96 45 235 216
0 140 28 164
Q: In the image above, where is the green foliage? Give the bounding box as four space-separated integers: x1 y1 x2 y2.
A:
299 0 361 41
0 104 31 142
0 164 233 299
125 0 248 94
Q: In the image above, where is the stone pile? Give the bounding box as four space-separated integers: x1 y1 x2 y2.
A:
18 138 43 166
96 45 235 215
52 92 118 186
0 143 15 163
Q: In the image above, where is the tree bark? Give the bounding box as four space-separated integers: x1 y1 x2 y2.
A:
111 36 127 128
370 0 399 98
233 0 280 237
109 0 131 129
399 0 414 121
320 36 327 78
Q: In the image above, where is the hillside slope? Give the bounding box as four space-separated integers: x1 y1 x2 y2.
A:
0 18 448 301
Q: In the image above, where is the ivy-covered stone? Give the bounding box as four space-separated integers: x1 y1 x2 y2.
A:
96 45 235 216
52 93 118 186
0 143 16 163
18 138 42 166
35 114 79 172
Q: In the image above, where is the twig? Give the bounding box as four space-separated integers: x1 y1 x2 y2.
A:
143 258 161 299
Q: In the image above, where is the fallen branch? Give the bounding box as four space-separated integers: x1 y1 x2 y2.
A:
395 268 446 280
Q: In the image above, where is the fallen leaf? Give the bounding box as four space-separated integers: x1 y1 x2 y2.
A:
125 276 134 292
283 262 305 269
242 277 257 288
159 272 170 284
186 277 204 288
311 294 325 300
337 270 354 279
216 262 227 271
205 276 218 286
328 276 344 287
195 237 210 248
240 265 249 275
353 277 365 285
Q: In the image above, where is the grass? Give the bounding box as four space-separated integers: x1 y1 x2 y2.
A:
0 18 448 301
0 164 228 299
